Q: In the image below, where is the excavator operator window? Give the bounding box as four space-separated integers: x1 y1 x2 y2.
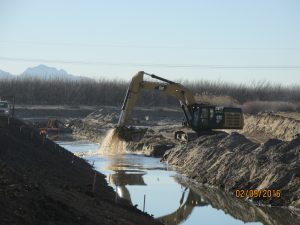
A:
201 108 209 127
192 107 200 128
210 108 214 119
192 107 212 129
201 108 209 118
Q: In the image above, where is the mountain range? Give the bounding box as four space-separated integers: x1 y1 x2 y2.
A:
0 69 13 79
0 65 92 81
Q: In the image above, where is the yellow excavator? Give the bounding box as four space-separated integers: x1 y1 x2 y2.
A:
117 71 244 142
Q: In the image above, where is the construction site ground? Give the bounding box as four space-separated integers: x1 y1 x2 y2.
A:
7 105 300 222
65 106 300 210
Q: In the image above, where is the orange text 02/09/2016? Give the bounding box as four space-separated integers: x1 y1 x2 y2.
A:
234 189 281 198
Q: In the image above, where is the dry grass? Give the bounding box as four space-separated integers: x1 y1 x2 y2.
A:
194 94 239 107
241 101 300 113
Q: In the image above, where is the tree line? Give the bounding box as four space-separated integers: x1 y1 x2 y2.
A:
0 78 299 109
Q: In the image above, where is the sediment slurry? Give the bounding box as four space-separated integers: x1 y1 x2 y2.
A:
101 128 127 154
162 132 300 209
0 118 162 225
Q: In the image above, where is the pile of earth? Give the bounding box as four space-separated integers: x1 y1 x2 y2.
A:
162 132 300 209
242 112 300 142
69 109 119 142
0 118 162 225
125 126 176 157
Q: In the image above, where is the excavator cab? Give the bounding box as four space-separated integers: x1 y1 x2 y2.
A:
188 105 243 131
175 105 243 142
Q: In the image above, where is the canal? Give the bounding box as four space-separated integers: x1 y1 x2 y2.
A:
56 138 300 225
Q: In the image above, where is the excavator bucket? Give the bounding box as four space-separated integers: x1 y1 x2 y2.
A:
116 126 147 142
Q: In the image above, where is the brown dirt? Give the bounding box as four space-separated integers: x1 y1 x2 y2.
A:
242 112 300 142
0 118 162 225
162 132 300 209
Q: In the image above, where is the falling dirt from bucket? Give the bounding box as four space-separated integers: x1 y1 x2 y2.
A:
100 128 127 154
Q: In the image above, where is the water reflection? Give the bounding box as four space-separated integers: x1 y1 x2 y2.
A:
106 165 300 225
174 177 300 225
158 188 208 225
107 168 207 224
108 171 146 204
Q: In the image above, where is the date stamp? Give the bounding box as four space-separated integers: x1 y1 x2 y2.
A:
234 189 281 198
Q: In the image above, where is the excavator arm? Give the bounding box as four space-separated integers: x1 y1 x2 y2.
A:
118 71 196 127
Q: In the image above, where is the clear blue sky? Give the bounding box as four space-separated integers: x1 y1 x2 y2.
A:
0 0 300 85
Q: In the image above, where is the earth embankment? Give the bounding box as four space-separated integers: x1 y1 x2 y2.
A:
0 118 162 225
162 132 300 209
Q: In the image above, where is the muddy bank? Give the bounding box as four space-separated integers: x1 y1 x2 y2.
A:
69 109 119 142
0 118 162 225
162 132 300 209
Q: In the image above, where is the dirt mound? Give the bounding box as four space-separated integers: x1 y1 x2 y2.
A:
122 127 175 157
84 109 119 126
69 109 119 142
0 118 162 225
242 112 300 142
162 132 300 209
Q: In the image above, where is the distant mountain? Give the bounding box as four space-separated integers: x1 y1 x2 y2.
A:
0 70 14 79
19 64 92 81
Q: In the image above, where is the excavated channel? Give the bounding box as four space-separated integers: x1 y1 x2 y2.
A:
56 136 299 225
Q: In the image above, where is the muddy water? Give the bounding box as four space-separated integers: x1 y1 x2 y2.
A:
56 138 300 225
100 128 127 154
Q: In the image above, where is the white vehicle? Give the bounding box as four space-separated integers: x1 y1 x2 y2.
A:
0 101 11 117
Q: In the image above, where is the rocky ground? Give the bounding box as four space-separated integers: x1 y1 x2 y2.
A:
0 117 162 225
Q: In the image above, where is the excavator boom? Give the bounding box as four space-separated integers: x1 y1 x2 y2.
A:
118 71 196 127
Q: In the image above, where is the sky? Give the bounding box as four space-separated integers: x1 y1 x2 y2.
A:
0 0 300 85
